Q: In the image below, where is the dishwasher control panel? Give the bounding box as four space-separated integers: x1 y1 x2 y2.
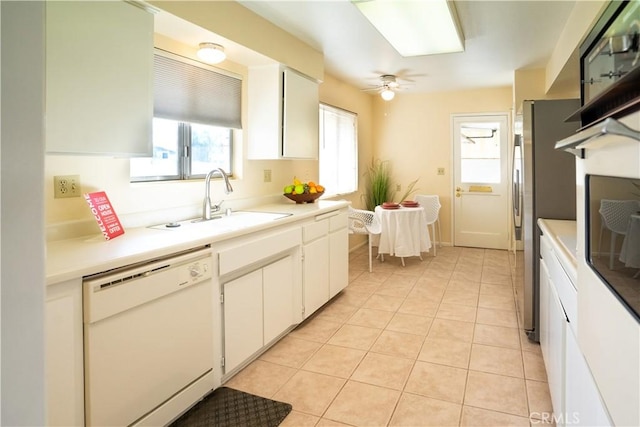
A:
182 257 212 284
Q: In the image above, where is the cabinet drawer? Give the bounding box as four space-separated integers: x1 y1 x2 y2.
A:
219 227 300 276
541 234 578 334
303 219 329 243
329 212 348 232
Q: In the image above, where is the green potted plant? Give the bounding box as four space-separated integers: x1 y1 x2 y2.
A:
362 158 419 211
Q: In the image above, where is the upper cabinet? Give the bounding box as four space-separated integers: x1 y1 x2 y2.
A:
46 1 154 156
248 65 319 159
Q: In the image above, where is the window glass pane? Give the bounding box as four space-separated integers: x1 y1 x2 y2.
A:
130 118 180 179
319 104 357 197
459 122 501 183
190 124 232 176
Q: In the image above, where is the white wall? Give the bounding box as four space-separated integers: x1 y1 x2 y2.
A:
1 2 46 424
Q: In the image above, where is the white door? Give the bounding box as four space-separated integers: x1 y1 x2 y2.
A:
452 114 509 249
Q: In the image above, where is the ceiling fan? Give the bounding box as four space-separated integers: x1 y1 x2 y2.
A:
361 74 404 101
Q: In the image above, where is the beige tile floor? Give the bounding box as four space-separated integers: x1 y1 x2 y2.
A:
226 246 553 426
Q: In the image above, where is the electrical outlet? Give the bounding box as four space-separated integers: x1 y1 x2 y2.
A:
396 184 401 191
54 175 81 198
437 167 445 175
263 169 272 183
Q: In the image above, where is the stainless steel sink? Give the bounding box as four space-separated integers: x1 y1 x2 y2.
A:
148 210 292 232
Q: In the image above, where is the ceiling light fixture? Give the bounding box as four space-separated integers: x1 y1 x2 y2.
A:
197 42 226 64
380 87 395 101
353 0 464 57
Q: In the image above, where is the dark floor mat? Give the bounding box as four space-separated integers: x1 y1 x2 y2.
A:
169 387 292 427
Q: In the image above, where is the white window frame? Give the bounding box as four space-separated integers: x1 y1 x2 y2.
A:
319 103 358 197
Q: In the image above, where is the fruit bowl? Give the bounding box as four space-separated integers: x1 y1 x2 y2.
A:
283 191 324 204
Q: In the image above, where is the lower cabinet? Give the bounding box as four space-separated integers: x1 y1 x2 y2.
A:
329 213 349 298
565 328 611 426
539 256 566 419
45 279 84 427
222 255 296 374
302 209 348 318
539 231 611 427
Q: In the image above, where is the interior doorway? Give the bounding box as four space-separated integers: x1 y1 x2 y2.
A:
452 114 510 249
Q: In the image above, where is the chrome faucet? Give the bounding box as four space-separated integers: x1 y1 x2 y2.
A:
203 168 233 220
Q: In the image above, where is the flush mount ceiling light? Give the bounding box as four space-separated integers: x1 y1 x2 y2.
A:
197 42 226 64
353 0 464 57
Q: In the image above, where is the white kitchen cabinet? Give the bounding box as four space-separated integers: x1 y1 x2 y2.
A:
247 64 319 159
263 256 296 345
329 212 349 298
538 225 611 427
565 328 611 427
45 279 84 427
539 253 566 421
302 209 349 318
218 226 302 376
223 270 264 374
46 0 153 156
222 255 297 374
303 220 330 317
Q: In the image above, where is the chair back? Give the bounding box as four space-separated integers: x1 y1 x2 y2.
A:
599 199 640 234
348 206 381 235
415 195 441 225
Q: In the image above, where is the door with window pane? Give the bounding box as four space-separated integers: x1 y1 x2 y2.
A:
452 114 509 249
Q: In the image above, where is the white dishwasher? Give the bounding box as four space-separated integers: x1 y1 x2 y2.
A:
83 247 214 427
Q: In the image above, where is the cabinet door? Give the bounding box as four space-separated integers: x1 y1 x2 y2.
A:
565 330 612 426
547 277 567 422
303 236 329 318
46 1 153 155
539 258 551 362
282 69 319 159
329 227 349 298
223 270 263 373
46 280 84 427
263 256 295 344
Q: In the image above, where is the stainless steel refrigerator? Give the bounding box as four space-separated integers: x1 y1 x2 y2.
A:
513 99 580 342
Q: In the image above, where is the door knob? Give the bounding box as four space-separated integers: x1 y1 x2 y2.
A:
456 187 464 197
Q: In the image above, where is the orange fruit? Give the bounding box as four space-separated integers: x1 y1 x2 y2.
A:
316 185 325 192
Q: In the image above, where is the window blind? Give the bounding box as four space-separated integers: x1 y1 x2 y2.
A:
154 53 242 129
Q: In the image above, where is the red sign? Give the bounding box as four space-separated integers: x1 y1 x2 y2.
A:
83 191 125 240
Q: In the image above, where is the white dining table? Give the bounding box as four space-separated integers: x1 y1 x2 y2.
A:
374 205 431 266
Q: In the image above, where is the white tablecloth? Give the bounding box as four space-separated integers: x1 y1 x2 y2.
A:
374 205 431 258
620 214 640 268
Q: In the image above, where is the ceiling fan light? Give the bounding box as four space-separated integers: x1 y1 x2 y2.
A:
381 88 395 101
197 42 226 64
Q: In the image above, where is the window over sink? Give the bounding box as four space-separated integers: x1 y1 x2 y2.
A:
130 50 241 182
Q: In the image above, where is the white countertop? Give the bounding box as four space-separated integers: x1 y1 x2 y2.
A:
538 218 578 284
46 200 349 285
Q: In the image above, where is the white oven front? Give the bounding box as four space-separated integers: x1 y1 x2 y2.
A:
572 111 640 427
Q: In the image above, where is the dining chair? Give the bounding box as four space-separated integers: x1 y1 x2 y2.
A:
415 195 442 256
348 206 382 272
598 199 640 269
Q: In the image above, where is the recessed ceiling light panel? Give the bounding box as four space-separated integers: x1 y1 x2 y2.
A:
353 0 464 57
